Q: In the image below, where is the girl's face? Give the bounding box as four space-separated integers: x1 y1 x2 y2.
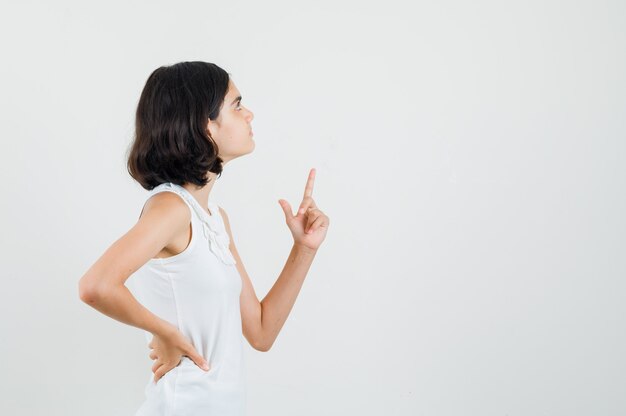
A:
207 80 255 163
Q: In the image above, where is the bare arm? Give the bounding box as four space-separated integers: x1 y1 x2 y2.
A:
220 168 329 352
78 192 191 338
81 280 172 336
220 208 317 352
260 244 317 350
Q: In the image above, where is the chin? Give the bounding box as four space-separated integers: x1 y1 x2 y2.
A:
234 143 255 159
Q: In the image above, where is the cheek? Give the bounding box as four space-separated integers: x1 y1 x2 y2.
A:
218 128 249 151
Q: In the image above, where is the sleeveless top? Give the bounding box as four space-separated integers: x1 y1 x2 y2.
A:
125 182 246 416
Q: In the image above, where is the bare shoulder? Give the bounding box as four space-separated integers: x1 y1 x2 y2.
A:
140 191 190 222
78 191 192 296
138 191 192 250
218 206 229 221
218 206 231 229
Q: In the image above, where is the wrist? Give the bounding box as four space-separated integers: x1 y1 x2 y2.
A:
152 318 176 338
293 243 318 256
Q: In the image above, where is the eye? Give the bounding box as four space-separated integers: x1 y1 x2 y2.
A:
236 101 242 111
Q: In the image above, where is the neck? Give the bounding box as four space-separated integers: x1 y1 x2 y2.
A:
182 172 217 212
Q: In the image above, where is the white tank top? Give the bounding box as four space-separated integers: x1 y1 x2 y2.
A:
125 182 246 416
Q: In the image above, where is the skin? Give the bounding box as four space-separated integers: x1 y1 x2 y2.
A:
78 79 330 383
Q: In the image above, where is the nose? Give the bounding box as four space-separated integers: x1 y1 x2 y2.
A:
246 109 254 123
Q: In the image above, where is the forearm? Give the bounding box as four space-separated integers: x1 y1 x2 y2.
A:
80 283 171 337
260 244 317 349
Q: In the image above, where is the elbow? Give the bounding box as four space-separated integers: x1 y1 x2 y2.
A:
79 285 97 304
255 343 271 353
78 276 102 304
253 337 273 352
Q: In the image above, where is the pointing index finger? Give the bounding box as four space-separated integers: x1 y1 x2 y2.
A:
303 168 316 199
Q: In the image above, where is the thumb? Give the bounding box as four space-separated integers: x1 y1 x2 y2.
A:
278 199 294 220
188 350 210 371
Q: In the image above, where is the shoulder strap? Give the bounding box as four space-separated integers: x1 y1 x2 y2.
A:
138 183 195 220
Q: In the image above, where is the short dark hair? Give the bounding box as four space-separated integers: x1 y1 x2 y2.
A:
126 61 230 190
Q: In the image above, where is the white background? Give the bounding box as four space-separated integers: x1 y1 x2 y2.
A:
0 0 624 415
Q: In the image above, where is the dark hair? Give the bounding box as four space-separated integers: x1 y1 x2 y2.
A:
126 61 231 190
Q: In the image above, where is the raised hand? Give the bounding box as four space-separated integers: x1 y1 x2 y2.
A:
148 322 210 383
278 168 330 251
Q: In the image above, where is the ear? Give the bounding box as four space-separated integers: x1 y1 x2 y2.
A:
206 118 220 141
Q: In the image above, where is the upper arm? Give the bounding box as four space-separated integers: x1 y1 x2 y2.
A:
218 206 265 351
78 192 191 300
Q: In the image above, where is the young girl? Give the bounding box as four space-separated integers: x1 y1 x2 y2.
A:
78 61 330 415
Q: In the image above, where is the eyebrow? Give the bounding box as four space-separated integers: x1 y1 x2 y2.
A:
231 95 242 106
